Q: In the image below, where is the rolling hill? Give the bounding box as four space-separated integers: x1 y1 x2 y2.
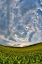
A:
0 42 42 64
0 42 42 51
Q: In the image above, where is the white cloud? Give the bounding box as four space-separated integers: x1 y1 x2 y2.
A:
7 41 14 46
0 35 5 40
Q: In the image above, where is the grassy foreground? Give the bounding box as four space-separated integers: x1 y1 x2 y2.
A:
0 43 42 64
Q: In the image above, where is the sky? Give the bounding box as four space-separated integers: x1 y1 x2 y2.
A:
0 0 42 47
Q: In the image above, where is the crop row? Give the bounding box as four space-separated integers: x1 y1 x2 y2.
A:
0 50 42 64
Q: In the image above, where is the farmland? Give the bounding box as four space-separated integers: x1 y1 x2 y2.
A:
0 43 42 64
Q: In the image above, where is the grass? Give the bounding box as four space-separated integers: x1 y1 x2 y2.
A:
0 42 42 64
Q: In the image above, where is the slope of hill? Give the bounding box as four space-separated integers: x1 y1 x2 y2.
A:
0 43 42 64
0 42 42 51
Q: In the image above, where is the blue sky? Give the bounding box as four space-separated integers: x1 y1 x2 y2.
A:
0 0 42 47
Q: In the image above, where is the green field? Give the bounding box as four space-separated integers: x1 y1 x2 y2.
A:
0 43 42 64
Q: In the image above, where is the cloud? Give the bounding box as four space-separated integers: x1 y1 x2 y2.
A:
9 37 17 42
13 8 18 15
40 0 42 5
0 35 6 40
19 0 23 3
13 16 20 26
14 24 28 38
28 31 35 42
37 9 42 15
6 42 14 46
0 40 9 46
0 0 42 46
37 15 42 30
13 44 27 47
0 0 10 38
18 0 37 15
16 23 24 31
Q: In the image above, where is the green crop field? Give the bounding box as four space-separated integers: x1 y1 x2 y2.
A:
0 43 42 64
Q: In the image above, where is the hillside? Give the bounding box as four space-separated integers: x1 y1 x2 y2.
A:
0 42 42 51
0 43 42 64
